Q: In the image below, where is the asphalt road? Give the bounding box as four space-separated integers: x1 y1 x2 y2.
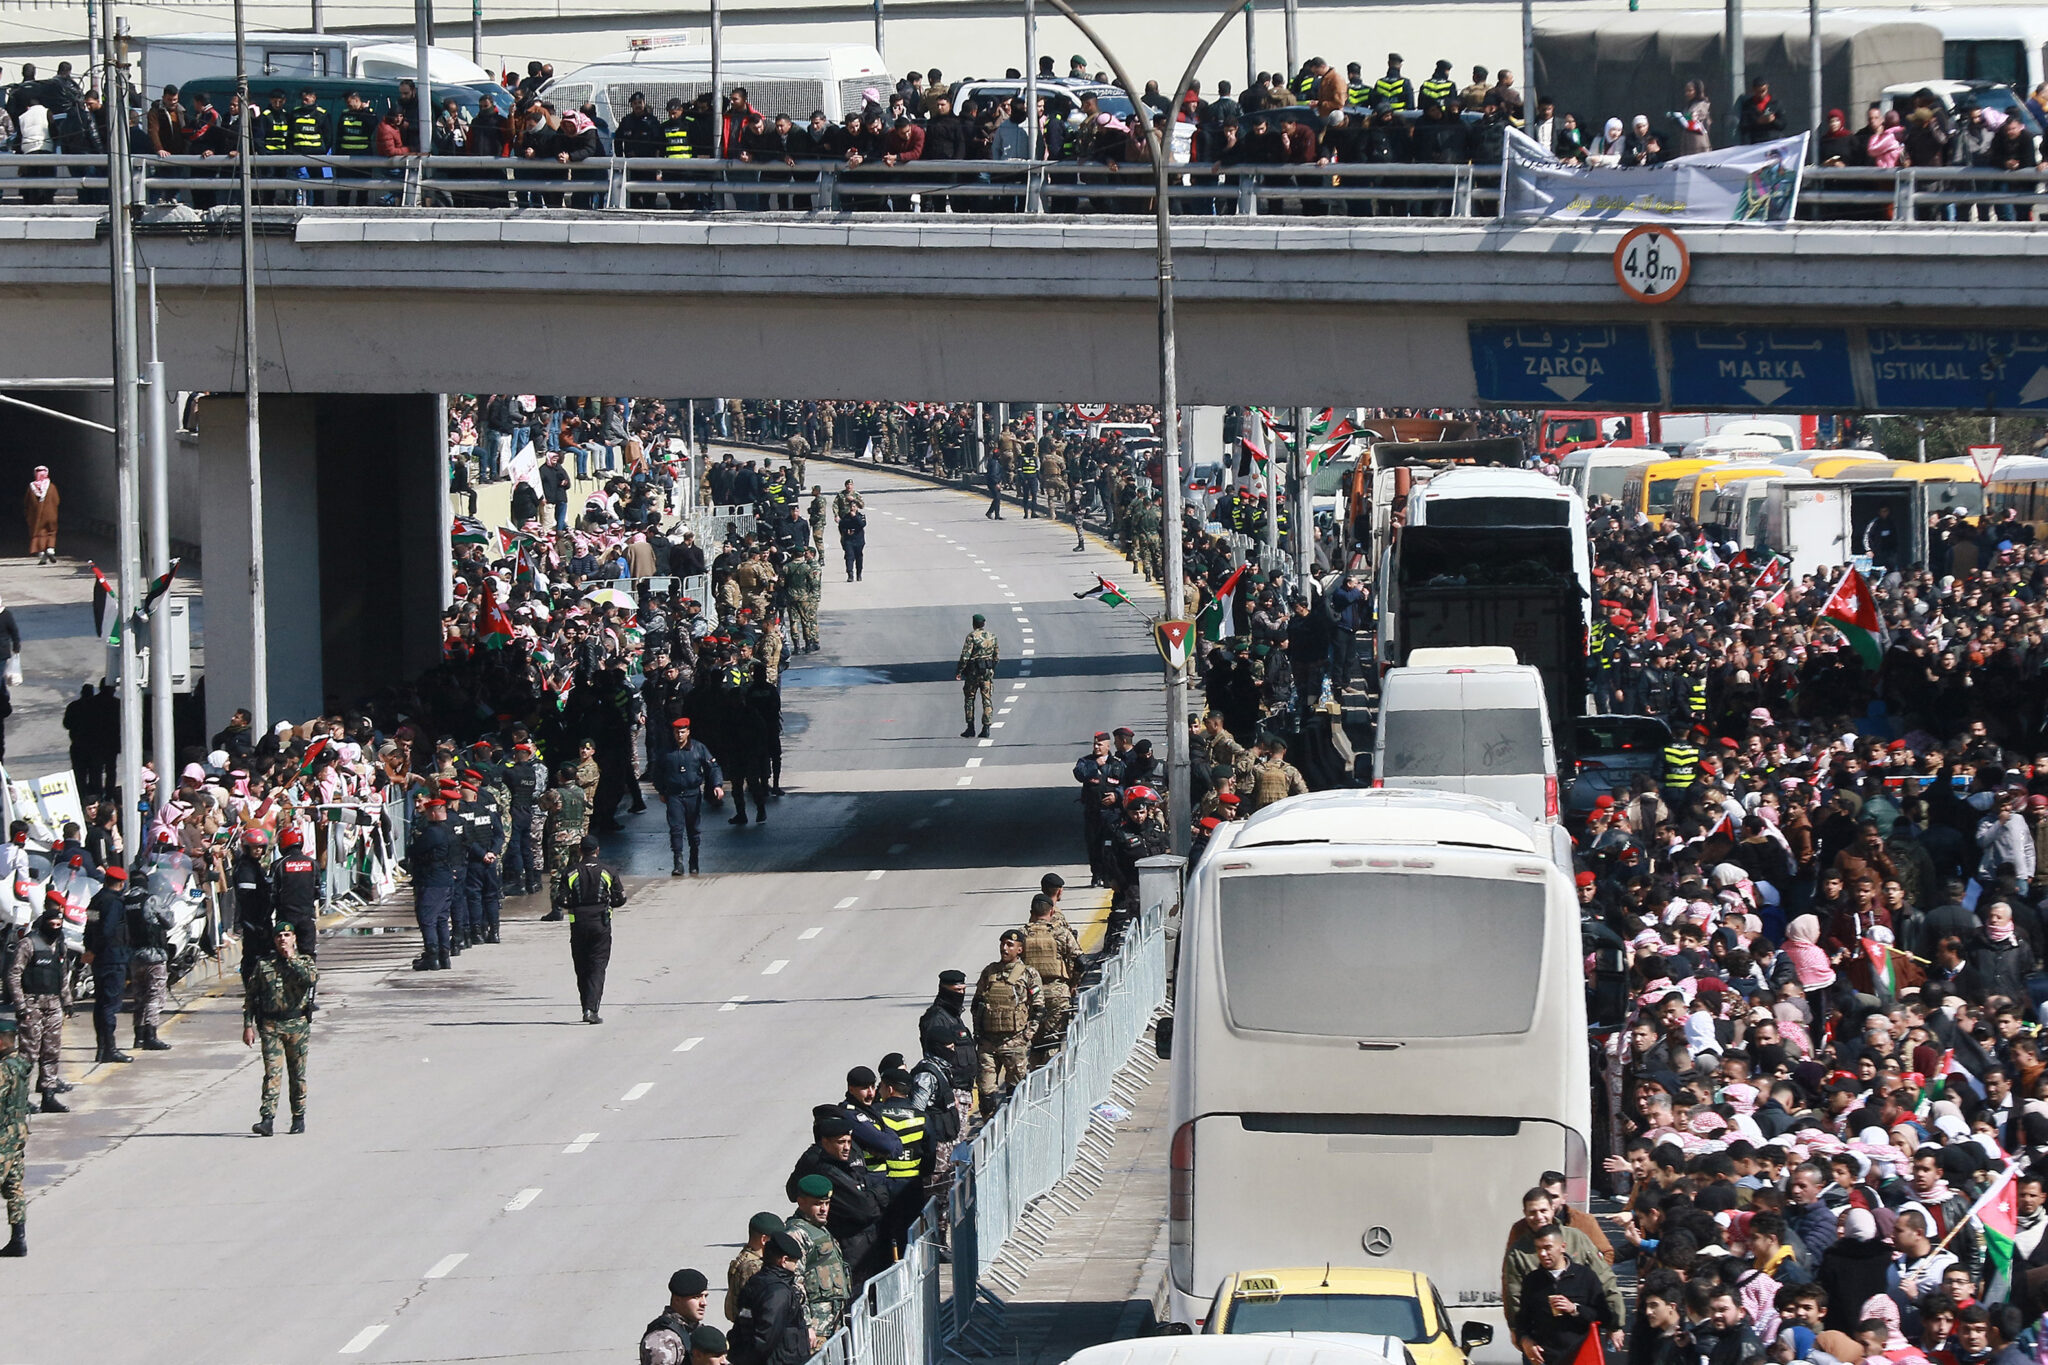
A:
3 462 1167 1364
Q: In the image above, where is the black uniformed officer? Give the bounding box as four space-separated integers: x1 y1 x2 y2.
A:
729 1231 812 1365
409 799 460 971
506 740 548 896
554 834 626 1023
81 866 131 1063
458 771 505 946
272 827 320 960
652 717 726 877
232 827 275 981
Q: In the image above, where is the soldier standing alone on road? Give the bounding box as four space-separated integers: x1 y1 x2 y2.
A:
971 929 1042 1113
8 903 72 1112
555 835 626 1024
652 717 725 877
956 614 999 740
0 1016 29 1255
243 923 317 1136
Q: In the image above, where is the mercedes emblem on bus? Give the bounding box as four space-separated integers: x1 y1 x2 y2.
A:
1362 1226 1394 1256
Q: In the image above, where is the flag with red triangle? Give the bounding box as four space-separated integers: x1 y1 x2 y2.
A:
1820 566 1887 669
1753 556 1786 591
1571 1321 1607 1365
1645 583 1664 634
88 562 117 645
1199 563 1248 640
479 582 515 650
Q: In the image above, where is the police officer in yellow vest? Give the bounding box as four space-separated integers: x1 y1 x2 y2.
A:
1374 54 1415 111
873 1068 930 1252
1017 442 1042 519
288 88 332 203
1345 62 1374 107
333 89 379 205
1419 60 1458 109
1663 725 1705 793
1021 895 1077 1065
660 97 699 210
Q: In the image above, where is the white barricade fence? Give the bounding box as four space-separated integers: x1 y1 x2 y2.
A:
804 895 1171 1365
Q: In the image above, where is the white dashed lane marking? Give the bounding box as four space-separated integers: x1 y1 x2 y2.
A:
563 1134 597 1154
505 1188 542 1212
426 1253 469 1278
340 1326 388 1354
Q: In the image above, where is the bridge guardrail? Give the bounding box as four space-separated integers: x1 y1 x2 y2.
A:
2 152 2044 222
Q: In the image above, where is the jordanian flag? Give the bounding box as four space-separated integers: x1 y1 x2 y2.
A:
1861 936 1896 1002
143 557 182 612
88 563 118 645
479 582 515 650
1199 563 1249 640
1752 555 1787 592
1966 1159 2024 1303
1074 575 1132 608
1820 566 1887 668
452 515 490 546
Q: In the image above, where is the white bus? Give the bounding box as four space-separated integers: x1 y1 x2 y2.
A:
543 42 888 129
1162 790 1590 1359
1558 447 1655 506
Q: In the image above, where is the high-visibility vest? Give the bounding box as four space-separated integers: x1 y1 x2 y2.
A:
661 117 695 158
1663 743 1700 789
1019 452 1039 476
335 108 376 153
289 106 328 151
1291 72 1316 100
1686 678 1709 717
1419 76 1456 106
1373 76 1412 109
1346 82 1373 107
258 111 291 153
878 1105 926 1180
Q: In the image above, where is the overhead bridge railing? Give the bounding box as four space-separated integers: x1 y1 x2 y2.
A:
3 153 2046 222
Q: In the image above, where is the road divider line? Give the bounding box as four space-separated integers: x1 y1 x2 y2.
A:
675 1037 703 1052
991 723 1004 730
340 1325 388 1354
833 896 859 909
622 1083 654 1102
505 1188 542 1212
865 869 886 881
978 738 995 746
720 996 747 1011
799 927 822 940
965 757 983 768
563 1133 598 1153
425 1253 468 1278
957 776 974 787
1013 682 1027 689
763 960 788 976
997 708 1013 716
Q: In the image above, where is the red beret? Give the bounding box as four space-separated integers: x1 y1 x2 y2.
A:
1593 795 1615 810
103 865 127 882
673 717 692 729
1574 871 1596 887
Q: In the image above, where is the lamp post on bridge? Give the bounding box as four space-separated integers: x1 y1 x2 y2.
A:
1042 0 1250 857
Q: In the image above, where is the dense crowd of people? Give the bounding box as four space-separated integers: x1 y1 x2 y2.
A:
6 52 2046 218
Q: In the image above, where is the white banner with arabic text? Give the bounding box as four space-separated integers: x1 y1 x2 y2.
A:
1500 128 1808 224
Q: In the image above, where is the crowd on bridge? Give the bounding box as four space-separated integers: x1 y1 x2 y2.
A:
6 51 2048 218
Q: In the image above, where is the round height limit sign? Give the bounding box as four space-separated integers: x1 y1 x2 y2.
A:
1613 225 1691 304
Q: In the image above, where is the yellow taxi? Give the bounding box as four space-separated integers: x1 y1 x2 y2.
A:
1200 1268 1491 1365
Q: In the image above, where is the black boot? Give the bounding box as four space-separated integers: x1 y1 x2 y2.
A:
979 723 992 739
289 1114 305 1135
251 1116 273 1137
39 1093 67 1114
412 952 435 971
101 1042 132 1063
539 909 563 922
0 1219 22 1257
688 851 700 875
436 949 451 970
960 726 975 738
754 807 767 824
671 860 688 878
485 926 500 944
729 812 748 826
140 1026 171 1051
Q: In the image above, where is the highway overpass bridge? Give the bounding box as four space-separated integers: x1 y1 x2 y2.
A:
4 206 2044 726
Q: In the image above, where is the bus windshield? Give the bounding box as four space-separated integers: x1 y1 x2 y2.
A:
1647 477 1684 512
1424 498 1569 528
1586 464 1638 501
1380 708 1544 778
1229 1294 1429 1341
1218 872 1545 1038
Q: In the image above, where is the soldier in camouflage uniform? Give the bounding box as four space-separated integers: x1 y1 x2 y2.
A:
785 1175 851 1338
726 1211 785 1323
242 923 318 1136
7 904 72 1112
1 1016 33 1255
1246 733 1310 813
575 740 602 815
971 929 1043 1112
1134 493 1164 583
783 547 823 655
541 764 589 919
1021 895 1078 1066
955 613 999 739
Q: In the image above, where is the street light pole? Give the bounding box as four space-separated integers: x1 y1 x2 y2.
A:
235 0 268 731
1045 0 1248 856
103 0 144 857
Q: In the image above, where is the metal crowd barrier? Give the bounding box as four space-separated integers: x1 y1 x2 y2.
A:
803 895 1170 1365
6 152 2048 222
309 792 411 913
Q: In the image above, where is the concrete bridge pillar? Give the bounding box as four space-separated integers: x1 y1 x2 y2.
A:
196 394 445 733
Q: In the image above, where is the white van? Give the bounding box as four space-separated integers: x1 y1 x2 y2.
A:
1558 446 1655 505
1373 654 1562 836
139 31 495 92
543 42 888 129
1067 1338 1414 1365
